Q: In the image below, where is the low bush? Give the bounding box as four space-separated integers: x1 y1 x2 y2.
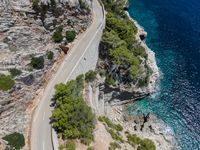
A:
66 30 76 42
79 0 86 9
58 144 65 150
30 56 44 69
98 116 123 132
0 74 15 91
105 75 115 86
53 26 63 43
138 79 148 87
87 146 93 150
3 132 25 150
79 0 90 12
99 69 106 77
80 138 93 146
127 134 142 147
50 0 56 7
47 51 54 60
85 70 96 82
109 142 121 150
127 133 155 150
66 140 75 150
9 68 22 77
129 66 140 80
137 139 156 150
32 0 40 13
107 129 123 142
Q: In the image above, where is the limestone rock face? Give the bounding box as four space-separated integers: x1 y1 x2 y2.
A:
0 0 92 147
41 0 79 6
20 74 35 86
0 0 31 11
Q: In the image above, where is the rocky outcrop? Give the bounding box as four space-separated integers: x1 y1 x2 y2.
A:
96 10 160 103
126 11 160 95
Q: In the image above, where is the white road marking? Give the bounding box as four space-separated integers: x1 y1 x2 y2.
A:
71 55 77 62
33 117 36 123
65 17 103 82
43 142 45 150
43 112 46 121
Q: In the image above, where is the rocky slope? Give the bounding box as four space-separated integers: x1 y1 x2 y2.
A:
0 0 92 148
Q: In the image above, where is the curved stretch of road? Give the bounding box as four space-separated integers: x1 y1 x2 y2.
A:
31 1 104 149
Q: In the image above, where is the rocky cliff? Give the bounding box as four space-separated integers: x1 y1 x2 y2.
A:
96 0 160 104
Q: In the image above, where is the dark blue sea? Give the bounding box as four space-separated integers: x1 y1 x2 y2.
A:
128 0 200 149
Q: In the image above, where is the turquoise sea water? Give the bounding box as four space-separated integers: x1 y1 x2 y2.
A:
128 0 200 149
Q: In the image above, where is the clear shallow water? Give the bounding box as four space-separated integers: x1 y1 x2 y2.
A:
128 0 200 149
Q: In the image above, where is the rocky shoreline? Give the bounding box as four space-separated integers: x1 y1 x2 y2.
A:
125 11 160 94
86 6 178 150
120 10 178 149
86 78 178 149
107 11 178 149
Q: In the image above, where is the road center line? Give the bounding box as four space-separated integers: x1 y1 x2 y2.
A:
43 112 46 121
65 15 103 82
43 142 45 150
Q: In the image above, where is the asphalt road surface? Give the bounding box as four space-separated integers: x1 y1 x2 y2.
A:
31 0 104 149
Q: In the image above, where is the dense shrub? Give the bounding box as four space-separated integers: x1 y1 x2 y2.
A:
51 76 95 145
50 0 56 7
105 75 115 86
109 45 139 66
66 30 76 42
53 26 63 43
100 30 126 55
32 0 48 19
138 78 147 87
30 56 44 69
132 46 147 58
3 132 25 150
9 68 22 77
106 12 136 48
47 51 54 60
129 65 140 79
101 0 127 15
85 70 96 82
32 0 40 13
0 74 15 91
40 3 48 20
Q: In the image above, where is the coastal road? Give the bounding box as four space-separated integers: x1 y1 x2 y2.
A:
31 0 104 149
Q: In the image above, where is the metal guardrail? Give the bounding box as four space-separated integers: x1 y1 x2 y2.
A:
98 0 106 21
